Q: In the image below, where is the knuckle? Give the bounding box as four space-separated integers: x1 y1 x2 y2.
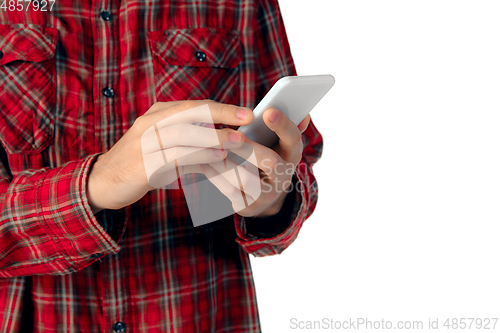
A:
216 127 229 136
268 154 280 170
291 131 303 146
133 115 147 129
293 140 304 163
227 185 241 199
296 146 304 162
181 100 199 111
219 127 233 139
219 103 237 120
214 103 227 119
208 148 224 162
155 101 168 109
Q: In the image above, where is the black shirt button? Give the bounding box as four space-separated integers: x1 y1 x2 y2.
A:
100 11 112 21
102 87 115 98
195 51 207 62
113 322 126 332
0 50 3 60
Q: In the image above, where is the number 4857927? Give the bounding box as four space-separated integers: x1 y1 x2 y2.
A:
1 0 56 11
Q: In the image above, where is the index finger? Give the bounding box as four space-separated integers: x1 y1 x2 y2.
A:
144 100 254 129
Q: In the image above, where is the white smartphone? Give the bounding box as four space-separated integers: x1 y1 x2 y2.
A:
238 74 335 147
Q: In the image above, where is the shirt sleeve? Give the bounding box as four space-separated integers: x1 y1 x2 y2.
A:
0 148 128 278
234 0 323 257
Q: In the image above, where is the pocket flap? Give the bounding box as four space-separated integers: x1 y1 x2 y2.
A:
148 28 241 69
0 24 58 66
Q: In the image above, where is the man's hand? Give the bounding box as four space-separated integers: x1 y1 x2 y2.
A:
87 100 253 214
201 108 310 218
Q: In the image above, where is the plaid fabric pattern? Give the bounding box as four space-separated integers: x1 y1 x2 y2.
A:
0 0 323 332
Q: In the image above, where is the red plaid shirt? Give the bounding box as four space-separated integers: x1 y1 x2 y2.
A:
0 0 322 332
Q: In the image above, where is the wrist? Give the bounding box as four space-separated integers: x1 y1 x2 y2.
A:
255 185 290 218
87 154 107 214
245 178 298 238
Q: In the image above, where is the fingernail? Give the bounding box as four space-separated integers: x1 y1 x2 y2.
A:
229 132 241 143
214 149 225 157
269 109 280 123
237 108 249 120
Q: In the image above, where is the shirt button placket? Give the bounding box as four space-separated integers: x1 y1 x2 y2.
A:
100 9 115 100
94 4 121 331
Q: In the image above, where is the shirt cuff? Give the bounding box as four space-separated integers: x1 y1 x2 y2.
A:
36 153 127 272
234 172 307 257
94 208 127 243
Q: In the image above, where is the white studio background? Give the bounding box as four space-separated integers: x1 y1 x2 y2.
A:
249 1 500 332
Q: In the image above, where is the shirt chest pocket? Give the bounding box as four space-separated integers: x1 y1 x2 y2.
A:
147 28 242 106
0 24 57 155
